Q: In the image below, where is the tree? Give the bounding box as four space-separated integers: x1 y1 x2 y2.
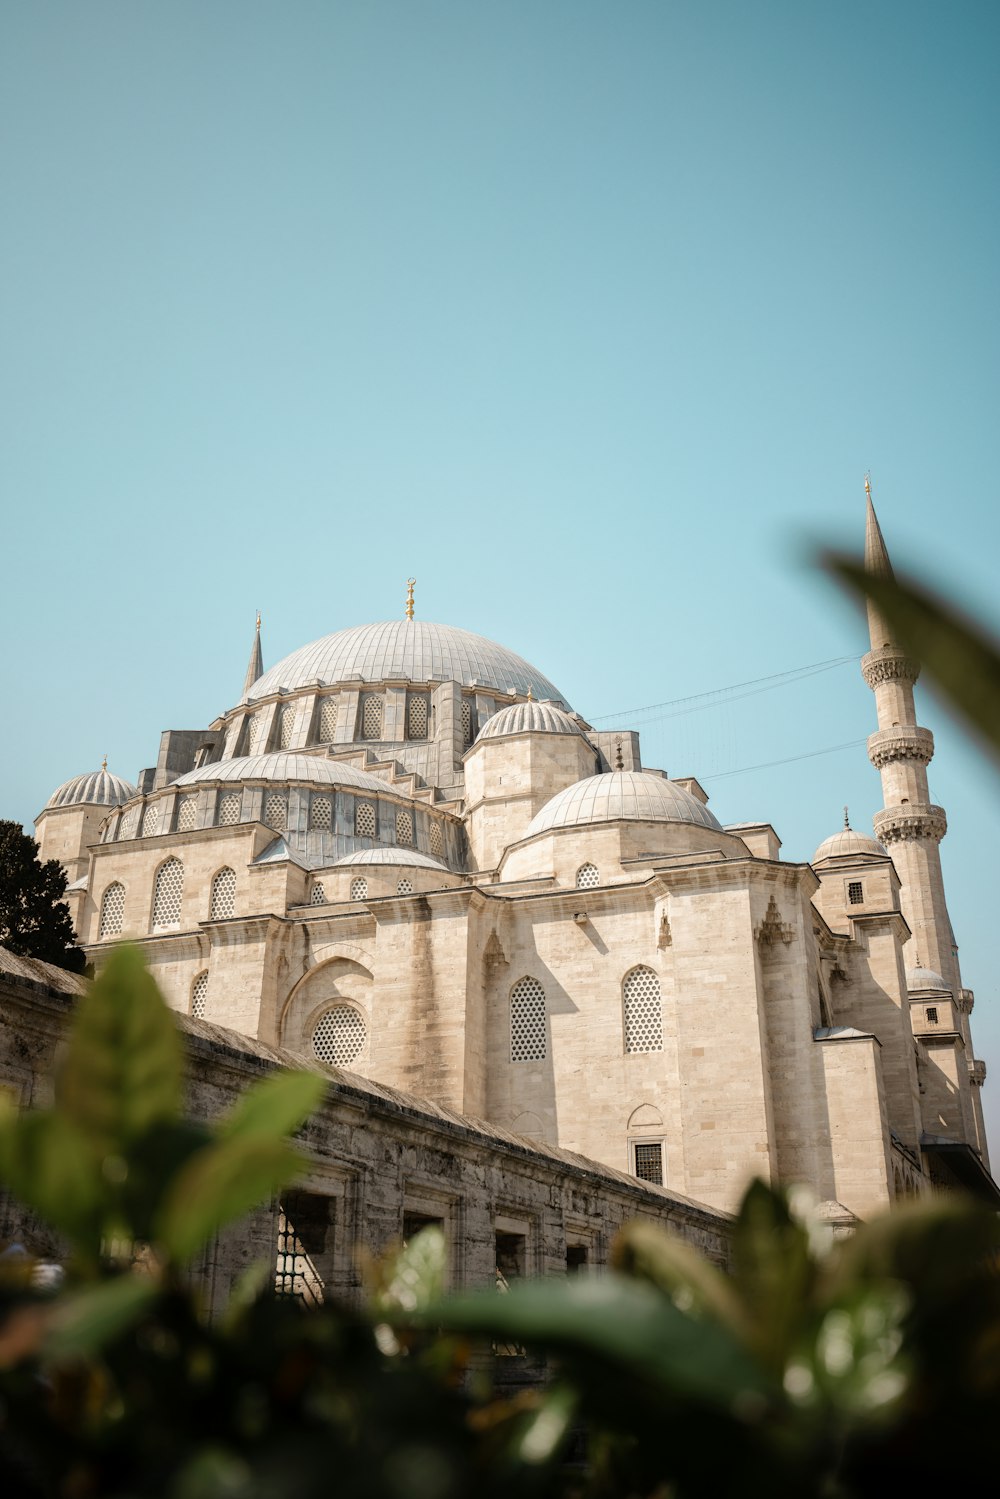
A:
0 820 85 973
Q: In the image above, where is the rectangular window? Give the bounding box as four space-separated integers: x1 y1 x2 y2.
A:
403 1211 443 1245
566 1244 588 1274
926 1006 938 1024
847 881 864 906
275 1191 335 1306
633 1142 663 1185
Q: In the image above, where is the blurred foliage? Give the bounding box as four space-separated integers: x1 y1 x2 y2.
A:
0 820 84 974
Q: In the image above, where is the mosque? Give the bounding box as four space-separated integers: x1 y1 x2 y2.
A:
33 497 993 1221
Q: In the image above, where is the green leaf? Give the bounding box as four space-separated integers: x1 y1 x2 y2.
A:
374 1224 447 1315
824 554 1000 766
416 1274 772 1410
0 1101 103 1259
58 944 183 1155
731 1180 817 1375
514 1382 578 1465
45 1274 160 1359
220 1069 326 1143
156 1135 305 1263
612 1219 743 1330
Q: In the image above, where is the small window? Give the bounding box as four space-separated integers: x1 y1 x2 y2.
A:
117 807 138 841
355 801 376 838
310 795 332 831
566 1244 588 1274
210 866 236 920
495 1231 525 1286
177 795 198 832
406 694 429 741
218 789 242 826
152 858 184 929
361 694 384 740
140 803 159 837
98 882 125 939
395 808 413 846
275 1191 335 1306
310 881 326 905
623 966 663 1054
191 970 209 1018
926 1006 939 1024
276 704 295 750
403 1211 443 1245
350 877 368 901
429 823 444 857
263 792 287 833
510 977 546 1062
576 862 599 890
396 878 413 896
461 699 474 748
312 1005 366 1066
317 696 339 743
848 881 864 906
633 1142 663 1185
247 712 265 754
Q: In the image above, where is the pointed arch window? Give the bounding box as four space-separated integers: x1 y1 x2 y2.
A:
350 877 368 901
310 881 326 905
510 977 546 1062
576 862 599 889
210 866 237 920
623 966 663 1054
98 882 125 939
152 858 184 929
191 971 209 1019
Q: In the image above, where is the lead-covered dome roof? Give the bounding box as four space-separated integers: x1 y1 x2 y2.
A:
905 967 950 992
45 767 137 810
478 699 583 740
334 848 448 869
172 753 390 796
243 620 568 708
813 827 887 863
525 771 723 837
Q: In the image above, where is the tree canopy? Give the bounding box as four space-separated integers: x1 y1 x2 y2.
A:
0 819 85 973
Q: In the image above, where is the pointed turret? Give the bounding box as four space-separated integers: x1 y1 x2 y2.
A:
864 477 898 651
242 613 263 700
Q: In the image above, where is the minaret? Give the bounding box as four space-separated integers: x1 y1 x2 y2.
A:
242 612 264 699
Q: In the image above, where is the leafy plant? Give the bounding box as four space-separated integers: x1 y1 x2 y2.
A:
0 820 84 973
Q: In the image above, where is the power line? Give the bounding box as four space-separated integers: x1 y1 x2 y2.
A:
702 738 868 782
591 655 859 724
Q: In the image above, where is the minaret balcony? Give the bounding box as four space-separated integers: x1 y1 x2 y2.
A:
969 1059 987 1087
867 726 934 769
861 647 920 689
873 804 947 844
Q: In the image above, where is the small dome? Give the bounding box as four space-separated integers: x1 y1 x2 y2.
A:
905 967 950 993
334 848 448 869
524 771 723 838
172 753 389 795
813 827 887 863
45 767 137 810
478 699 584 741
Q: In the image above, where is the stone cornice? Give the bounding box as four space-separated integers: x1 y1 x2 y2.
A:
861 647 920 689
867 726 934 769
873 804 947 844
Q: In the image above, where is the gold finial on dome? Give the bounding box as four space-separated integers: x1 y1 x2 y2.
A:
405 578 416 621
102 754 108 772
526 684 534 701
864 473 872 501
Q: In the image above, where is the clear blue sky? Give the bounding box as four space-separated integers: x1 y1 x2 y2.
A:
3 2 999 1153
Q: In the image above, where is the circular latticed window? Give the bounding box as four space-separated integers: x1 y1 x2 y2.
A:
210 866 236 920
312 1006 367 1068
152 858 184 929
429 823 443 856
263 792 287 833
140 804 159 838
218 790 242 826
98 882 125 939
191 971 209 1019
177 796 198 832
318 697 339 742
311 795 332 831
576 863 599 890
396 878 413 896
395 809 413 846
350 877 368 901
510 977 546 1063
623 966 663 1054
310 881 326 905
355 801 376 838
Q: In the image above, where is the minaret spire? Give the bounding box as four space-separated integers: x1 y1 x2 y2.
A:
242 612 264 699
863 476 898 651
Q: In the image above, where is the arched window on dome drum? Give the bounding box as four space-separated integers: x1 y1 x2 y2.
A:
317 696 339 743
218 790 242 826
246 713 265 754
461 699 474 749
429 822 444 857
276 704 295 751
406 693 429 741
263 792 287 833
395 809 413 846
98 882 125 939
310 795 332 831
623 966 663 1054
152 858 184 930
576 862 599 890
312 1005 367 1068
177 795 198 832
310 881 326 905
510 977 546 1063
140 803 159 838
355 802 376 838
350 877 368 901
117 807 138 841
210 867 236 920
360 694 384 741
191 971 209 1019
396 878 413 896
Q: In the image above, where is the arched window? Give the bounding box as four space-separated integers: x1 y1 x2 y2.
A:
461 699 474 748
263 791 287 833
210 866 236 920
355 801 376 838
312 1005 367 1067
510 977 546 1062
140 803 159 838
310 881 326 905
350 877 368 901
191 970 209 1019
152 858 184 929
276 704 295 750
623 966 663 1054
360 694 383 740
318 696 339 743
177 795 198 832
429 823 444 857
218 790 242 826
576 862 599 889
98 882 125 939
406 694 429 740
247 713 265 753
395 808 413 846
117 807 138 841
396 878 413 896
310 795 332 831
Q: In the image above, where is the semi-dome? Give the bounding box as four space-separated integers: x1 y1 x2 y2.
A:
813 827 887 863
172 753 392 795
905 967 950 992
477 699 583 741
45 767 137 810
334 848 448 869
524 771 723 838
242 620 568 708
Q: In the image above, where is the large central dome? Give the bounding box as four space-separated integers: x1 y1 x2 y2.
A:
244 620 568 707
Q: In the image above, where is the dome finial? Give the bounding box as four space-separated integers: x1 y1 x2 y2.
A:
242 611 265 699
615 735 624 770
405 577 416 621
526 683 533 702
843 804 850 830
102 754 108 772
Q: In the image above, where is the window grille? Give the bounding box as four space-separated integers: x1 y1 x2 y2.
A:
275 1192 332 1306
311 795 332 831
263 792 287 833
277 704 295 750
210 866 236 920
926 1006 939 1024
510 977 546 1062
177 796 198 832
98 882 125 939
318 696 339 742
310 881 326 905
140 803 159 838
312 1005 366 1067
576 862 599 889
355 801 376 838
350 877 368 901
191 970 208 1018
623 966 663 1054
395 808 413 846
218 790 242 826
117 807 138 841
361 694 384 740
634 1142 663 1185
461 699 474 748
152 858 184 929
247 713 265 753
406 694 429 740
848 880 864 906
429 823 443 856
396 878 413 896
